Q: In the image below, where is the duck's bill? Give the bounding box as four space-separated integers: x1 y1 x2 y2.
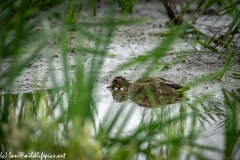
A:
106 84 113 88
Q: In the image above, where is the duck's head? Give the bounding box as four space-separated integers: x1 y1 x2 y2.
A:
107 76 131 91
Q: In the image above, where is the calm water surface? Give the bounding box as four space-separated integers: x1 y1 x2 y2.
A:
1 79 239 159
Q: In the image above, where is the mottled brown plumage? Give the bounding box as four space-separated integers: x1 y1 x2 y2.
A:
107 76 185 107
107 76 182 94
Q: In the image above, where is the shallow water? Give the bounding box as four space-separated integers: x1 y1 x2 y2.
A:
1 84 239 159
1 1 240 159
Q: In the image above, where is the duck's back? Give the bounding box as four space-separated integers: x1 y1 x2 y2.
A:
136 77 182 89
130 77 182 95
158 77 182 90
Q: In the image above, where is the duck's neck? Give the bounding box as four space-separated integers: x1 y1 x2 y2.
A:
122 80 131 92
123 79 131 86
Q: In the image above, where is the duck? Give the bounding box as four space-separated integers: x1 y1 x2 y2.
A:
107 76 185 107
107 76 183 94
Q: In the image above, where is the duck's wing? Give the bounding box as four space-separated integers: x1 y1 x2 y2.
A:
135 77 182 90
158 77 182 89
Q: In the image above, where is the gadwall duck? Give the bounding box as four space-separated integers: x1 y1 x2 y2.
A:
107 76 183 94
107 76 185 107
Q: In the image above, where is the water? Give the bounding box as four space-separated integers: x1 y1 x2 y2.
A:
2 78 239 159
1 1 239 159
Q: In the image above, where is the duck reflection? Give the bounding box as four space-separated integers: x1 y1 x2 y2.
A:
107 76 187 107
110 89 128 102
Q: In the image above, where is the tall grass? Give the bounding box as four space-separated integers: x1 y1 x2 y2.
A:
0 0 239 160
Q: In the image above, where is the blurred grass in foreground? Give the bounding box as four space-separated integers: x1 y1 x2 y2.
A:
0 0 239 160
